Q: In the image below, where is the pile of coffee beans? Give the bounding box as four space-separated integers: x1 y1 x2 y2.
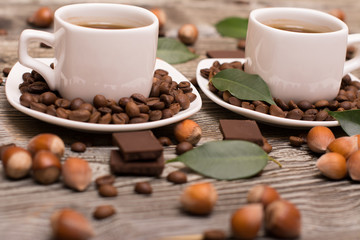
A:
200 61 360 121
18 67 196 124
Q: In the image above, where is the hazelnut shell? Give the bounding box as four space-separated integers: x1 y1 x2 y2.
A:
347 150 360 181
2 146 32 179
174 119 202 145
62 157 92 191
316 152 347 180
231 204 263 239
307 126 335 153
327 136 358 159
247 184 280 208
32 150 61 184
28 133 65 157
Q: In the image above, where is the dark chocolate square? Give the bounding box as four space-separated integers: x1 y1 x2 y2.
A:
112 131 163 161
110 150 164 177
219 119 264 146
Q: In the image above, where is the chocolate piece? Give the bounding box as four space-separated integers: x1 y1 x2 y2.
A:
112 131 163 161
206 50 245 58
110 150 164 177
219 119 264 146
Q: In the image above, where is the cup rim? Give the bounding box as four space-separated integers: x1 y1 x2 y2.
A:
54 3 159 32
249 7 348 36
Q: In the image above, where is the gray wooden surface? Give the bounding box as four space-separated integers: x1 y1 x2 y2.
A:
0 0 360 239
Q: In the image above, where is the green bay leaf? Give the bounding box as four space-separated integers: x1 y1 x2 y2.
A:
167 140 269 180
328 110 360 136
212 69 276 105
215 17 248 39
157 37 198 64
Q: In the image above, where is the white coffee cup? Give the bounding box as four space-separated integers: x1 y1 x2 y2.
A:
245 7 360 103
19 3 159 103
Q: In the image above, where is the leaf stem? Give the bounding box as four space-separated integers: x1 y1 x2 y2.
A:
269 157 282 168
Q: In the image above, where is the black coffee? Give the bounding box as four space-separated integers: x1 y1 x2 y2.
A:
263 19 333 33
74 22 135 30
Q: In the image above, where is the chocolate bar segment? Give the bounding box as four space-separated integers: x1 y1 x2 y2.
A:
112 131 163 161
219 119 264 146
110 150 164 177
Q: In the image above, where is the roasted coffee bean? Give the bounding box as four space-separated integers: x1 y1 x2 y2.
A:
336 94 348 102
262 138 272 153
169 103 181 115
55 98 71 108
70 97 85 110
339 101 352 110
138 104 150 113
89 111 101 123
178 81 190 89
98 184 118 197
158 136 173 146
286 108 304 120
208 82 218 93
342 74 352 85
46 105 57 116
302 114 316 121
126 101 140 117
20 92 34 107
56 107 70 119
93 94 107 108
289 136 305 147
134 181 152 194
345 91 356 101
176 141 193 155
160 94 174 107
106 99 117 107
203 229 226 240
175 93 190 110
220 62 232 70
275 98 289 111
241 101 255 110
112 113 127 124
149 110 162 121
98 113 112 124
315 110 329 121
151 101 165 110
314 100 329 108
130 113 149 123
269 105 286 117
98 107 112 115
110 104 124 113
304 108 318 115
200 68 211 79
222 91 231 102
155 69 168 77
162 75 172 83
288 100 298 110
162 108 174 119
297 100 313 111
69 109 91 122
131 93 147 104
93 205 116 220
19 82 30 93
28 81 49 93
150 81 161 97
39 91 57 105
2 67 11 77
71 142 87 152
351 81 360 89
118 97 132 108
31 70 44 81
228 97 241 106
186 92 197 102
255 104 269 114
117 113 129 124
78 103 94 112
166 170 187 184
159 81 171 95
30 102 47 112
95 175 115 188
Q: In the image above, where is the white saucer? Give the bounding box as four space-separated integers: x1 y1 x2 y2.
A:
197 58 357 128
6 58 202 133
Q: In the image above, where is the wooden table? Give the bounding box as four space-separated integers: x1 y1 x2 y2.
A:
1 0 360 239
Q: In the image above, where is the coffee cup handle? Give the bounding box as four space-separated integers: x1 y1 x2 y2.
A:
343 34 360 76
18 29 57 90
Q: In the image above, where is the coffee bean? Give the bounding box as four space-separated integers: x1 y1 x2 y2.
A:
89 111 101 123
56 107 70 119
129 114 149 124
160 94 174 107
339 101 352 110
302 114 316 121
95 175 115 188
70 98 85 110
55 98 71 108
126 101 140 118
118 97 132 108
28 81 49 93
176 141 193 155
162 108 174 119
40 91 57 105
166 171 187 184
336 94 348 102
228 97 241 106
98 106 112 115
255 104 269 114
186 92 197 102
314 100 329 108
138 104 150 113
149 110 162 121
315 110 329 121
288 100 298 109
98 113 112 124
269 105 286 117
78 103 94 112
155 69 168 77
150 81 161 97
289 136 304 147
241 101 255 110
98 184 118 197
203 229 226 240
117 113 129 123
112 113 127 124
151 101 165 110
46 105 57 116
69 109 91 122
110 104 124 113
93 205 116 220
158 136 173 146
30 102 47 112
20 92 35 107
275 98 289 111
93 94 107 108
286 108 304 120
178 81 191 89
71 142 87 152
159 81 171 95
222 91 231 102
169 103 181 115
175 93 190 110
131 93 147 104
134 181 152 194
297 100 313 111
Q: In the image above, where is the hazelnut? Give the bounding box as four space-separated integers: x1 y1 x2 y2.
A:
27 6 54 28
176 141 193 155
327 136 358 159
28 133 65 157
262 137 272 153
2 146 32 179
307 126 335 153
230 204 263 239
356 134 360 148
150 8 166 29
174 119 202 145
316 152 347 180
51 208 94 240
265 200 301 239
178 24 199 45
32 150 61 184
62 157 92 192
180 182 217 215
247 184 281 208
347 150 360 181
328 9 346 21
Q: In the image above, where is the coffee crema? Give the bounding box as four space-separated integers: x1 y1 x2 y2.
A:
263 19 334 33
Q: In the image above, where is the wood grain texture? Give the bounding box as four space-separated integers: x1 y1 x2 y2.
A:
0 0 360 239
